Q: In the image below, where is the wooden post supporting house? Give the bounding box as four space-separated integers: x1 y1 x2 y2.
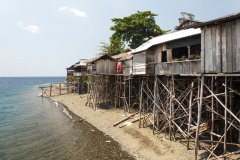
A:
49 83 52 97
59 83 61 95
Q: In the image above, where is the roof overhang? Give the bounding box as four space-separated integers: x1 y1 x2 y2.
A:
131 28 201 54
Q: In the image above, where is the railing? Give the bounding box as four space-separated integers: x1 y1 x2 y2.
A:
155 59 201 75
73 72 87 76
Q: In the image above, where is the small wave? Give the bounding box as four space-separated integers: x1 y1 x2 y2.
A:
38 93 43 96
62 107 72 119
54 102 59 106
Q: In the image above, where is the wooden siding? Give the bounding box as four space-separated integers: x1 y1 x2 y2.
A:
202 19 240 73
133 51 146 75
95 59 116 74
155 60 201 75
146 51 155 74
122 59 133 75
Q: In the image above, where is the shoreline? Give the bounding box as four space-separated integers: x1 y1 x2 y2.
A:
49 93 195 160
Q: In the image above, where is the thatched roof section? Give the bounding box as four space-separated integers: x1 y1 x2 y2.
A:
118 53 133 61
112 50 131 60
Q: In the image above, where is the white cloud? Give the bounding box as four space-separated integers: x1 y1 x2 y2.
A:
58 6 86 17
58 6 68 11
16 21 40 33
23 25 40 33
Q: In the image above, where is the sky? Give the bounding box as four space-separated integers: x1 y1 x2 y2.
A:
0 0 239 77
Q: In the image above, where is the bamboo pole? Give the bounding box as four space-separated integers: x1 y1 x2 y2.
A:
153 76 157 134
211 77 214 147
139 80 143 128
194 76 204 160
59 83 61 95
187 81 194 150
171 75 176 140
224 76 227 159
204 84 240 123
50 83 52 97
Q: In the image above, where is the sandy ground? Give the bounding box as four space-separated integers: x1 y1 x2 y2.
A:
50 93 195 160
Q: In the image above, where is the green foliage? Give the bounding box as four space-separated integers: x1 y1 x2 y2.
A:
99 35 125 56
178 12 195 24
188 54 200 60
66 75 74 82
110 11 165 49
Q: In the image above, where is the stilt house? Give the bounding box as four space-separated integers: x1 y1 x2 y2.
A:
112 51 133 76
66 59 87 77
131 28 201 75
72 59 87 76
66 64 75 77
118 53 133 76
194 12 240 73
86 54 116 74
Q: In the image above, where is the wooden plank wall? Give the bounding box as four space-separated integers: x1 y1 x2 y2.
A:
156 60 201 75
122 59 133 75
203 19 240 73
146 50 155 74
133 51 146 75
96 59 116 74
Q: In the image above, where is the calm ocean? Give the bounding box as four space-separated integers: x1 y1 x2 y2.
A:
0 77 134 160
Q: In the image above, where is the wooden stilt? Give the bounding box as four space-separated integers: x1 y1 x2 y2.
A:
187 81 194 150
50 83 52 97
195 76 204 160
211 77 214 147
224 76 227 159
59 83 61 95
139 80 143 128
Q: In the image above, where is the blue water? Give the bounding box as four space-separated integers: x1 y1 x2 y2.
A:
0 77 134 160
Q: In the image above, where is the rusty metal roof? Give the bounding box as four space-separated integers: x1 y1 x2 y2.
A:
131 28 201 54
194 12 240 28
86 54 114 63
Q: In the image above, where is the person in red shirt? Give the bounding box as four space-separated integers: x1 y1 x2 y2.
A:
117 62 123 74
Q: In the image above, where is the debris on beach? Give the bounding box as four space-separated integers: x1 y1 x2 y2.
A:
119 121 132 128
113 112 139 127
54 102 59 106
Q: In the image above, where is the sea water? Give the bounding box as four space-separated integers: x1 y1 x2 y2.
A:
0 77 134 160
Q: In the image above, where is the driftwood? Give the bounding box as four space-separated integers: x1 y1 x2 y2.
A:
132 113 151 123
113 112 139 127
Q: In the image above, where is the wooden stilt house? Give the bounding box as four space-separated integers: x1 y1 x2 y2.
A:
118 53 133 76
72 59 87 76
86 54 116 75
194 12 240 74
112 51 133 76
66 59 87 77
131 28 201 75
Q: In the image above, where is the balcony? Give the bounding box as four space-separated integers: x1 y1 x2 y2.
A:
155 59 201 75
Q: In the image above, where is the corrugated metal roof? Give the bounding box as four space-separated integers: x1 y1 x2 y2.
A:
74 59 87 67
194 12 240 28
86 54 114 63
131 28 201 54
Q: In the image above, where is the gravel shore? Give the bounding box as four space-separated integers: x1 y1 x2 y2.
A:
50 93 195 160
